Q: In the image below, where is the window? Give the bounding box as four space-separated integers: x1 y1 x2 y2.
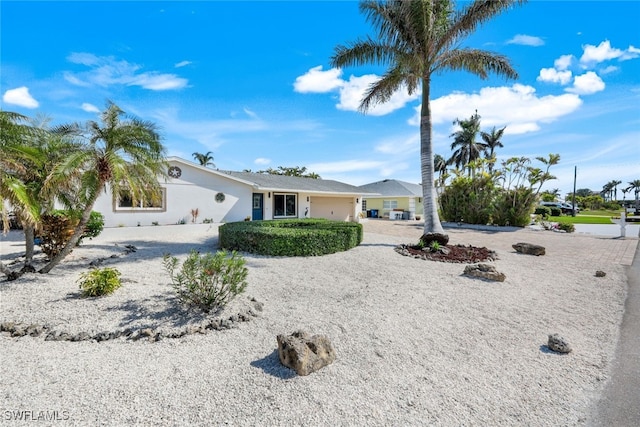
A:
362 199 367 211
383 200 398 210
274 193 297 217
115 188 165 211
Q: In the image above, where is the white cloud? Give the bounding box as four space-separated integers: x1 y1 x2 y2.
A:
175 60 192 68
243 107 258 119
537 68 572 85
64 52 188 91
337 74 419 116
3 86 39 108
554 55 574 71
507 34 544 46
295 66 419 115
293 66 343 93
580 40 624 65
566 71 605 95
81 102 99 113
254 158 271 166
599 65 619 75
374 134 419 156
413 84 582 135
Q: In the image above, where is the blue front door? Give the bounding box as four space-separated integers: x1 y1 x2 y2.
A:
252 193 263 220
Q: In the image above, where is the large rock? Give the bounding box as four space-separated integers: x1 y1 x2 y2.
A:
420 232 449 246
547 333 572 353
463 264 506 282
512 242 545 256
277 330 336 376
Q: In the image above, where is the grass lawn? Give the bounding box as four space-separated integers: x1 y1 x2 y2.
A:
549 215 614 225
579 209 624 217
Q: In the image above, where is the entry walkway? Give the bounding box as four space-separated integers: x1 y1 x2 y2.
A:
589 242 640 426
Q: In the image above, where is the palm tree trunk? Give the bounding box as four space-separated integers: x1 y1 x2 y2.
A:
38 185 102 274
420 79 445 237
24 224 35 268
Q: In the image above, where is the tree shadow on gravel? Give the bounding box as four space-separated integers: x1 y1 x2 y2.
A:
251 350 297 379
106 293 205 329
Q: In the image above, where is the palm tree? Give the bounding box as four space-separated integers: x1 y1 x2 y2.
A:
627 179 640 212
611 180 622 201
331 0 523 244
448 111 486 176
480 125 506 173
601 182 613 202
39 102 167 273
192 151 215 168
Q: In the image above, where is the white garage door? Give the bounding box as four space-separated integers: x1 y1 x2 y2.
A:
309 197 353 221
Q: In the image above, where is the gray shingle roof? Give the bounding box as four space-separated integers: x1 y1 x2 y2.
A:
358 179 423 197
221 171 367 195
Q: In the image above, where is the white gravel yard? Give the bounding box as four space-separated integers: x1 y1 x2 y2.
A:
0 221 636 426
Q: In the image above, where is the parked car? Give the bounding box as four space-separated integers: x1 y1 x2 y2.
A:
539 201 579 215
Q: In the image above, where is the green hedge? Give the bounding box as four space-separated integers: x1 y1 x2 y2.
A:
218 219 363 256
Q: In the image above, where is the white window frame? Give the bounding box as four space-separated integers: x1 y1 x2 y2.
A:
114 188 166 212
383 200 398 210
273 193 297 218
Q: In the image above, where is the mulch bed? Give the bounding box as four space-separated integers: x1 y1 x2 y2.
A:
395 244 498 263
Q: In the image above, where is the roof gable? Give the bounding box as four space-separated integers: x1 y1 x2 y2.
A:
358 179 423 197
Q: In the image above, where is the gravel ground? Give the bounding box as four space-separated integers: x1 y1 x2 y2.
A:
0 221 633 426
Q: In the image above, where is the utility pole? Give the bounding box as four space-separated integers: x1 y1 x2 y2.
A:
572 166 577 217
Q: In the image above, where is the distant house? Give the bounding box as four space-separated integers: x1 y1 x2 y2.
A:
358 179 423 220
93 157 369 227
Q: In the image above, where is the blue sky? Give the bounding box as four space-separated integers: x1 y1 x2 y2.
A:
2 1 639 197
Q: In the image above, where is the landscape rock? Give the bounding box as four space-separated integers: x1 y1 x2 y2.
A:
595 270 606 278
548 333 572 354
463 264 506 282
277 330 336 376
420 232 450 246
513 242 545 256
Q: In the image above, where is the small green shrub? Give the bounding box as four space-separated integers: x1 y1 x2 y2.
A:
556 222 575 233
80 211 105 243
163 250 248 313
429 241 441 252
218 219 363 256
549 206 562 217
78 267 122 297
534 206 552 218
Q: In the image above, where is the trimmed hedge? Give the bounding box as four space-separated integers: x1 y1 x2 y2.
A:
218 219 363 256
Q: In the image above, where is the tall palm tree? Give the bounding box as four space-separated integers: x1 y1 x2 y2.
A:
192 151 215 168
481 125 506 173
448 111 486 176
611 180 622 201
331 0 523 244
601 182 613 202
627 179 640 212
40 102 167 273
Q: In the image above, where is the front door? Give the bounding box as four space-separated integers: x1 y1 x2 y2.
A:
252 193 263 220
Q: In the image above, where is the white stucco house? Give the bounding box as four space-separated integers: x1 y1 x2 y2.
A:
93 157 370 227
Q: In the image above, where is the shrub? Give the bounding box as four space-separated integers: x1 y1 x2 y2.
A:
549 206 562 217
78 267 122 297
81 211 105 243
534 206 552 218
39 210 105 257
218 219 363 256
556 222 575 233
439 175 495 224
163 250 248 313
492 187 537 227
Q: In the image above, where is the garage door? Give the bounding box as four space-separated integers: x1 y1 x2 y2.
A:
309 197 353 221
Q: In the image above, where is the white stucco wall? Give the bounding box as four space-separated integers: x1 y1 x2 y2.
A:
93 162 253 228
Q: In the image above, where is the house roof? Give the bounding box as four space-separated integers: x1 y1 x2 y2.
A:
168 157 374 196
221 170 369 196
358 179 423 197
